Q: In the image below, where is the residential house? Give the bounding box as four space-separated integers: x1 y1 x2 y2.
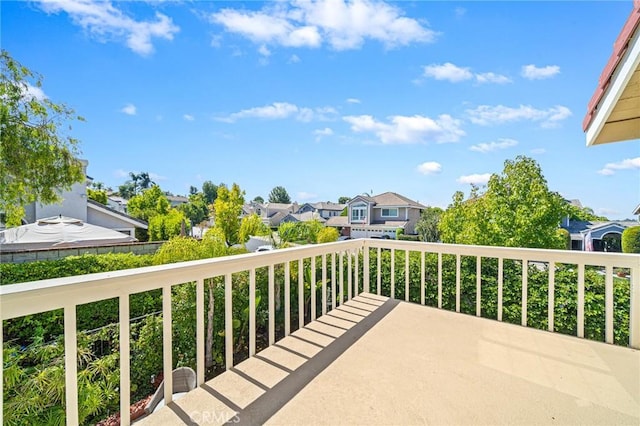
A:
296 202 346 219
166 195 189 208
242 201 299 228
562 219 636 251
327 192 426 239
280 211 326 224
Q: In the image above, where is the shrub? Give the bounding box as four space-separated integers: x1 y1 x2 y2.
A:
556 228 570 250
317 227 339 243
398 234 420 241
149 209 190 241
622 226 640 253
395 228 405 239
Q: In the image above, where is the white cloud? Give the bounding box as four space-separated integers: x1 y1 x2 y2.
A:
210 0 435 51
475 72 511 84
258 44 271 57
521 64 560 80
454 7 466 18
416 161 442 175
467 104 571 127
183 114 194 121
423 62 472 82
314 127 334 141
423 63 510 84
218 102 337 123
288 54 301 63
121 103 137 115
37 0 180 56
297 191 318 201
114 169 129 178
469 138 518 153
343 114 465 144
596 208 619 217
23 83 48 101
530 148 546 155
597 157 640 175
346 98 361 104
457 173 491 185
149 172 167 181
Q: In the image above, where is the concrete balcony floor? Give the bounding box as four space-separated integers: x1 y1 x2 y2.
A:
138 293 640 425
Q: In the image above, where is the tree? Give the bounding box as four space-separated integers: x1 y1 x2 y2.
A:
1 50 85 226
126 185 169 222
622 226 640 253
566 203 608 221
268 186 291 204
202 180 218 205
338 196 350 204
317 227 339 243
439 156 566 249
87 188 108 205
238 213 270 243
148 209 189 241
415 207 443 242
179 192 209 226
253 195 264 204
212 183 245 245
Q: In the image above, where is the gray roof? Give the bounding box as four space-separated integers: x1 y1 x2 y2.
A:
87 199 148 228
350 192 426 208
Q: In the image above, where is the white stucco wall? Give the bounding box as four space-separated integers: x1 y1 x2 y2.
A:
35 160 89 221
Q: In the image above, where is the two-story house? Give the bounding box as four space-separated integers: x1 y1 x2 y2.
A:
296 202 346 219
327 192 426 239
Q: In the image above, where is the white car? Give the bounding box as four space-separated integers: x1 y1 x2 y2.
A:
256 245 274 252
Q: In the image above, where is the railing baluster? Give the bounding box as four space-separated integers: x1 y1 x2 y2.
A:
311 256 317 320
605 265 614 344
298 259 304 329
391 248 395 299
577 263 585 338
268 265 275 345
364 245 370 294
548 262 555 332
64 305 79 426
420 251 425 305
630 265 640 349
322 254 327 315
225 274 233 369
331 253 336 311
438 252 443 309
405 250 410 302
498 258 503 322
455 254 461 313
476 256 481 317
377 247 381 295
348 251 353 300
340 252 345 304
355 248 359 297
249 270 256 357
196 279 205 385
285 262 291 336
162 284 173 402
521 260 528 327
119 294 130 426
0 294 3 423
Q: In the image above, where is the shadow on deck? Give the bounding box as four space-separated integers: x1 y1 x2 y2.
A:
138 293 639 425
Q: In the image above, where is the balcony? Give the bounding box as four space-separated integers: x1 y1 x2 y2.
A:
2 239 639 425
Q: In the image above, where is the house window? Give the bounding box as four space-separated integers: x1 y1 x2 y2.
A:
351 204 367 222
381 208 398 218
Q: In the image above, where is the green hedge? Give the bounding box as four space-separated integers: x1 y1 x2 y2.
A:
398 234 420 241
622 226 640 253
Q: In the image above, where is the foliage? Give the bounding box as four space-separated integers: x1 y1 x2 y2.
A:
178 192 209 226
338 196 350 204
340 207 347 216
622 226 640 253
148 209 189 241
126 185 169 222
117 172 155 199
268 186 291 204
212 183 245 245
395 228 404 239
87 188 108 205
439 156 566 249
397 234 420 241
253 195 264 204
278 220 324 244
566 203 608 221
238 213 271 243
556 228 570 249
415 207 443 242
201 180 218 205
0 50 85 226
316 227 339 243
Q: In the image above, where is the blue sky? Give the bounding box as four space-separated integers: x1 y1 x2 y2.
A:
3 1 639 218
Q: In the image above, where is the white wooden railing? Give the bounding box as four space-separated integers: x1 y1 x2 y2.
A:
1 239 639 425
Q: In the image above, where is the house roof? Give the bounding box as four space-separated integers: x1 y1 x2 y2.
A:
371 192 426 208
312 202 346 211
326 216 349 227
634 203 640 215
583 1 640 145
87 199 148 229
282 212 327 223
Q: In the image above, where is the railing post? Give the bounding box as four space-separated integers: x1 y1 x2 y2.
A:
225 274 233 369
163 285 173 403
377 247 381 295
331 253 336 310
321 255 327 315
438 252 443 309
347 252 353 300
197 278 205 384
548 263 555 332
630 265 640 349
405 250 410 302
476 256 481 317
521 259 528 327
311 256 317 320
268 266 275 345
391 248 395 300
339 253 344 304
577 264 585 338
119 294 131 426
298 259 304 329
455 254 461 313
354 249 359 297
363 242 370 294
420 251 425 305
285 262 291 336
1 291 3 423
64 305 79 426
249 270 256 356
605 265 614 344
497 258 503 322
